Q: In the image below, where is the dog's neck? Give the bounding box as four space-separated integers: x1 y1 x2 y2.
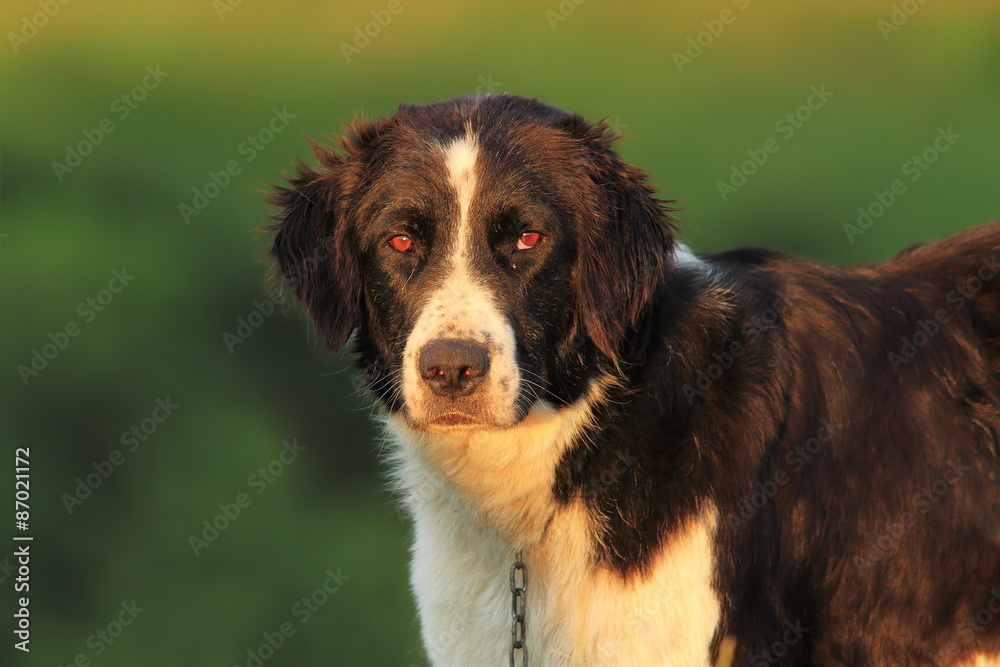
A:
381 376 615 548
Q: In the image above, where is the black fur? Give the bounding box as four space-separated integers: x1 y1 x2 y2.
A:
270 93 1000 665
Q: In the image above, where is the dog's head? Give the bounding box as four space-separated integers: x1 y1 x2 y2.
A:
270 94 675 433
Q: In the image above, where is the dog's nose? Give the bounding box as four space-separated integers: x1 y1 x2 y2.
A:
419 339 490 398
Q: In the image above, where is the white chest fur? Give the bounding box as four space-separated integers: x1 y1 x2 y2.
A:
383 393 721 666
408 496 720 666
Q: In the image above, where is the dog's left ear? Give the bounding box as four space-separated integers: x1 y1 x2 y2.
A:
269 148 359 353
268 116 393 351
561 115 677 364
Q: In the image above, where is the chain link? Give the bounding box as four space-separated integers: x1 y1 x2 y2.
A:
509 550 528 667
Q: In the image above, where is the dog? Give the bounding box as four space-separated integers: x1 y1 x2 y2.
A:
268 93 1000 666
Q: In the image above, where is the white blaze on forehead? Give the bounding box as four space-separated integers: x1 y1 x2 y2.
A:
445 130 478 260
400 130 522 425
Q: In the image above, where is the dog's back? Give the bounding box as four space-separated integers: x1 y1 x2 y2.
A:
712 222 1000 664
885 221 1000 377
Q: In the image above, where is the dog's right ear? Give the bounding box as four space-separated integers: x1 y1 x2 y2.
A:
556 114 677 366
269 141 362 353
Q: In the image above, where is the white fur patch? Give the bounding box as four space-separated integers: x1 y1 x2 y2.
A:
387 378 614 544
384 380 608 665
384 378 721 666
672 242 703 270
445 131 477 238
529 502 720 666
399 131 521 429
673 242 741 312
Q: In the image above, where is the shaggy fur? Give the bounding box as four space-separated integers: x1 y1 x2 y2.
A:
269 93 1000 666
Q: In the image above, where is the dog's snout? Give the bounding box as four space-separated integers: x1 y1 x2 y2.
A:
419 339 490 398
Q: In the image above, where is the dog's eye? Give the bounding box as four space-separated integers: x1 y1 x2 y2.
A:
516 232 543 251
389 235 414 253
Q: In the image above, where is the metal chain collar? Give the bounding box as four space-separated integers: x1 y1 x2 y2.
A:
509 550 528 666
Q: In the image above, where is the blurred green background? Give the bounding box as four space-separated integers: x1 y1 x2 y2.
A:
0 0 997 665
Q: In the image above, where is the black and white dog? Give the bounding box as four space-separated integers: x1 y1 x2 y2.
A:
269 93 1000 666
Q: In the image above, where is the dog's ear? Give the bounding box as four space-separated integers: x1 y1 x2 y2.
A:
561 115 677 364
269 119 386 352
269 149 356 352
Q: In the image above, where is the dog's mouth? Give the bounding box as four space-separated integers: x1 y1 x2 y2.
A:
430 412 482 427
411 407 524 434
